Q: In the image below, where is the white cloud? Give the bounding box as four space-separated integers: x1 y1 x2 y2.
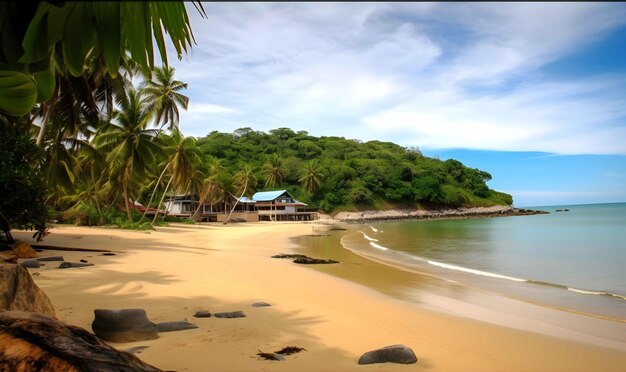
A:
167 3 626 155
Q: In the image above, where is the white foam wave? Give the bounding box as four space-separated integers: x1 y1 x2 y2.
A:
369 225 378 233
427 260 527 282
360 231 378 242
369 242 389 251
567 287 626 300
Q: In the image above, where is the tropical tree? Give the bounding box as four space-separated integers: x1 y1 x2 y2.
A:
299 160 324 194
142 66 189 130
262 155 284 189
93 88 162 221
225 165 257 224
151 129 202 224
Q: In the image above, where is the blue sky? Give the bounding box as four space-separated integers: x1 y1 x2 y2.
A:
166 3 626 207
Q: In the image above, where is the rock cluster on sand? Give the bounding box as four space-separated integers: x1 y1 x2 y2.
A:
271 254 339 265
0 310 161 371
0 263 55 317
358 344 418 365
214 311 246 318
193 310 212 318
92 309 159 342
156 321 198 332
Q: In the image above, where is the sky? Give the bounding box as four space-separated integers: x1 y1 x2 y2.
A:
166 2 626 207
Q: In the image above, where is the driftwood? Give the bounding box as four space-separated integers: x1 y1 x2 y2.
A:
0 310 161 371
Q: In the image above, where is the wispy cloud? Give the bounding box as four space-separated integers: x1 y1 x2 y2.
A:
169 3 626 153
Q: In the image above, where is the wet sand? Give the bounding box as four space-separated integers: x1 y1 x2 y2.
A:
12 223 626 371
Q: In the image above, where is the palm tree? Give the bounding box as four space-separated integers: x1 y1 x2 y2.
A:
93 88 162 221
299 160 324 194
262 155 284 189
151 129 202 224
142 66 189 130
190 175 224 221
225 165 257 224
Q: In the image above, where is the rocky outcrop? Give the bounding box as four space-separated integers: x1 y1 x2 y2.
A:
0 310 161 371
92 309 159 342
272 254 339 265
334 206 547 223
358 344 418 365
156 321 198 332
193 310 212 318
213 311 246 318
0 263 55 318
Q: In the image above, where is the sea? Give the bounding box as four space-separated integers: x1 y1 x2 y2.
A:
298 202 626 324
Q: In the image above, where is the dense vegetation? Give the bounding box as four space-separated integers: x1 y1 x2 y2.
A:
196 128 513 213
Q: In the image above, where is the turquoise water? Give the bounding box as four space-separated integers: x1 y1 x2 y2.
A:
340 202 626 320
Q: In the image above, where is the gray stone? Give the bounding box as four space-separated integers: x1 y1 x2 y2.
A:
58 262 94 269
91 309 158 342
20 259 41 269
156 321 198 332
358 344 417 365
0 263 55 317
0 311 160 371
124 346 149 354
251 302 271 308
37 256 64 262
193 310 211 318
213 311 246 318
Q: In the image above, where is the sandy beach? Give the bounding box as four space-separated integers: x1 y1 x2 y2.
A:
11 222 626 371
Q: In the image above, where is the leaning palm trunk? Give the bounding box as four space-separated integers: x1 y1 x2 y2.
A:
151 176 173 225
141 161 171 221
224 188 246 225
122 183 132 222
190 191 208 222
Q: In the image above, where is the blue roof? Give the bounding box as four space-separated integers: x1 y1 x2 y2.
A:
252 190 290 201
238 196 256 203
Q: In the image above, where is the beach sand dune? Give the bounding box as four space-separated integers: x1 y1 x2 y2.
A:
12 223 626 371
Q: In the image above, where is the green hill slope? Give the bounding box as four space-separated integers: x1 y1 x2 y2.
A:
197 127 513 213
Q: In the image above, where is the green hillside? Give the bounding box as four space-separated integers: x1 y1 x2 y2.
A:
197 127 513 213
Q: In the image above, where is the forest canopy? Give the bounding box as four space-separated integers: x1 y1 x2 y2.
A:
196 127 513 213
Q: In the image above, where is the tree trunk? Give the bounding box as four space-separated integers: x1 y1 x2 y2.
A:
224 188 246 225
190 191 208 222
152 177 173 225
35 104 51 147
141 161 171 221
122 184 131 222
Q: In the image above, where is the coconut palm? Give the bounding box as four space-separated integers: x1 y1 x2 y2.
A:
225 165 257 224
151 129 202 224
299 160 324 194
93 88 162 221
142 66 189 130
262 155 284 188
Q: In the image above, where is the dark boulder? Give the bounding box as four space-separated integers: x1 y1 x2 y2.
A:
156 321 198 332
358 344 417 365
0 310 161 371
0 263 55 317
251 302 271 308
271 254 309 259
37 256 64 262
293 257 339 265
214 311 246 318
59 262 94 269
193 310 211 318
92 309 159 342
20 259 41 269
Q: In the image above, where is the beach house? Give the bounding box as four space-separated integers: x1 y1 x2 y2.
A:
162 189 316 222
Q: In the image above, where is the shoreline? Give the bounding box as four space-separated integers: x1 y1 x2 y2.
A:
331 205 548 224
10 223 626 371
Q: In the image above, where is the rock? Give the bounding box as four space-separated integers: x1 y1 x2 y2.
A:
0 263 55 317
20 259 41 269
101 253 116 256
92 309 159 343
214 311 246 318
251 302 271 308
358 344 418 365
156 321 198 332
37 256 64 262
293 257 339 265
80 259 88 263
12 241 37 258
193 310 211 318
271 254 309 259
59 262 94 269
0 310 161 371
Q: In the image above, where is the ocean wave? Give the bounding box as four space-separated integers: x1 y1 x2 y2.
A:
368 225 378 233
360 231 378 242
344 232 626 303
369 242 388 251
427 260 527 282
